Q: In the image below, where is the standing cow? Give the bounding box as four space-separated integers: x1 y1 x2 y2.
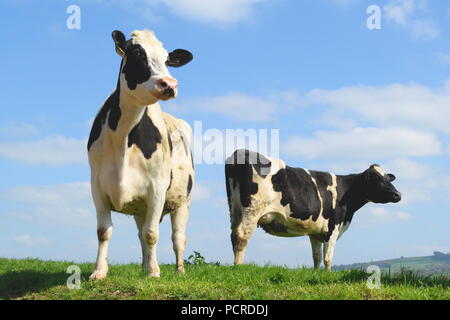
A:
225 150 401 270
88 30 194 279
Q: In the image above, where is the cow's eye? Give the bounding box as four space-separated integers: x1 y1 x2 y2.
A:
133 48 141 56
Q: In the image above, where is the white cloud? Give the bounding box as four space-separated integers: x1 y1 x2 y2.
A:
15 234 50 247
383 0 439 40
383 158 432 180
114 0 269 25
359 207 414 225
167 91 298 122
0 122 39 138
0 135 87 165
283 127 441 160
159 0 267 24
437 52 450 64
306 81 450 134
4 182 95 228
4 180 219 227
384 0 415 25
6 182 91 206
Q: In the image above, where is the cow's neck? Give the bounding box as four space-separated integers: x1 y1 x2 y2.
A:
116 90 156 137
110 79 162 148
337 174 369 217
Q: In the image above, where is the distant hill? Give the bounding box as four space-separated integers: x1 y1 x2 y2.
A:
334 252 450 275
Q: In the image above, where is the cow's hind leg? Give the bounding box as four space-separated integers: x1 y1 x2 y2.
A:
170 204 189 273
231 208 259 265
309 236 323 269
90 191 112 280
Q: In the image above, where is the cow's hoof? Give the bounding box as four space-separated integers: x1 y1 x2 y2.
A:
176 266 185 274
89 270 108 281
148 272 160 278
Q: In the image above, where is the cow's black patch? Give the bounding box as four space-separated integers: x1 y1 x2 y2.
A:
225 150 259 208
259 220 290 235
251 151 272 178
190 151 194 170
229 150 272 178
88 61 123 150
271 167 321 221
168 170 173 190
127 108 162 159
338 174 369 225
167 130 173 155
187 175 193 196
108 98 121 131
88 92 114 150
309 171 334 220
122 44 152 90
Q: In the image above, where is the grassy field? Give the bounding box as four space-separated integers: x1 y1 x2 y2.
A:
1 257 450 300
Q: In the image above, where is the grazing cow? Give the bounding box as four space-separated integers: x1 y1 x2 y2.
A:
88 29 194 279
225 150 401 270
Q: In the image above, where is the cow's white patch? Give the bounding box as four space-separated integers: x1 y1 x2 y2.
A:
131 30 171 79
266 156 286 175
326 173 338 210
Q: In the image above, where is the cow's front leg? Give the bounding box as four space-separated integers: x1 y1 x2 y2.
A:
141 185 167 278
309 236 323 269
90 193 112 280
170 204 189 273
134 214 146 268
323 227 339 271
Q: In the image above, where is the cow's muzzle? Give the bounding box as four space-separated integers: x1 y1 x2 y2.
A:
154 78 178 100
392 191 401 203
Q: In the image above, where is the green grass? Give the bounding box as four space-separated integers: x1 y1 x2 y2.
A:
1 257 450 300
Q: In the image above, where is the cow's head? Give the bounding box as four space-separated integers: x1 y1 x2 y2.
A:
362 164 401 204
112 29 193 105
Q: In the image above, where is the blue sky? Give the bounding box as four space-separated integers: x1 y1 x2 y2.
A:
1 0 450 267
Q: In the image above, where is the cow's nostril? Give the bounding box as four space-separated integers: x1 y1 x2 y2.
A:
163 87 175 97
159 80 168 89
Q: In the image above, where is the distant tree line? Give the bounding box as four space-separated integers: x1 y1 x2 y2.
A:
432 252 450 261
334 252 450 276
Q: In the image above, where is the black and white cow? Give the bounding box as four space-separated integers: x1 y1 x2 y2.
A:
225 150 401 270
88 30 194 279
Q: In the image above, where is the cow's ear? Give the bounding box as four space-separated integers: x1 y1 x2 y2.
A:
387 174 396 182
112 30 127 57
167 49 193 67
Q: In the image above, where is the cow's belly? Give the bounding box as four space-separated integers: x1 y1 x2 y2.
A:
105 172 151 216
258 212 329 238
112 198 147 216
96 156 168 216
